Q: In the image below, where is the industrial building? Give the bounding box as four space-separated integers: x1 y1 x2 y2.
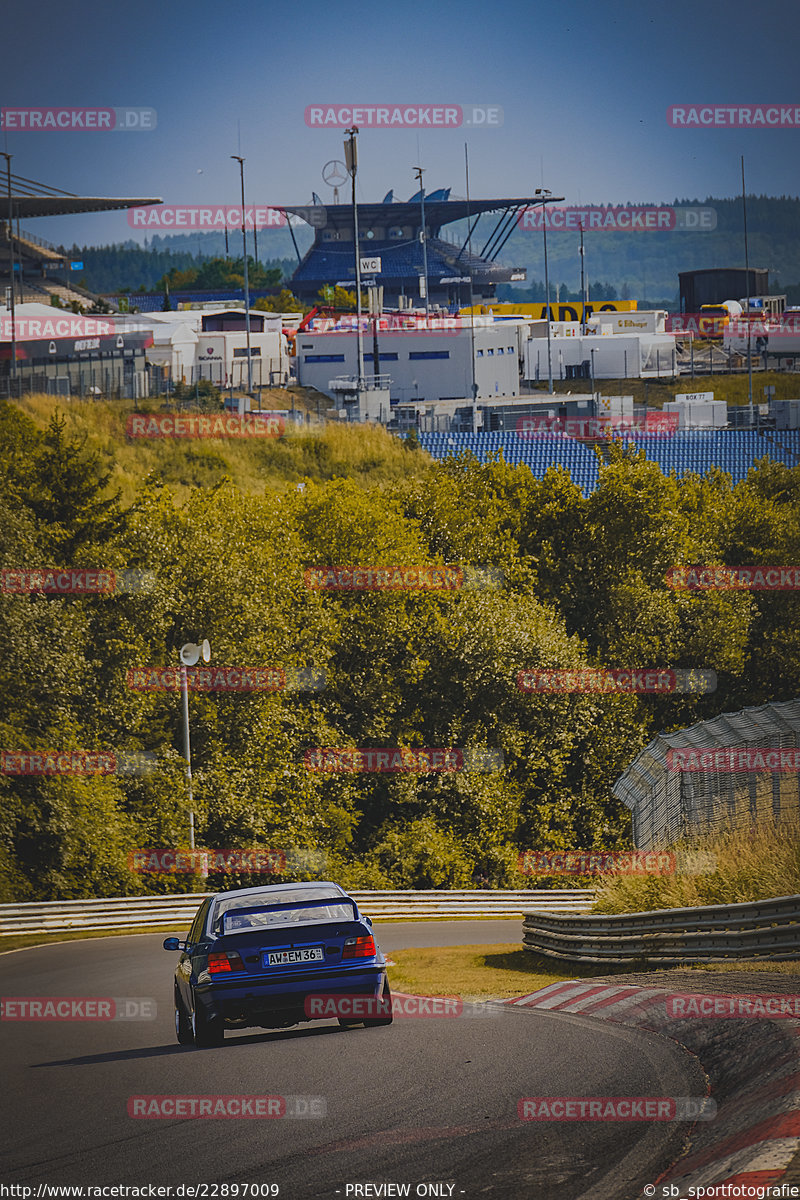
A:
679 268 770 312
0 303 152 398
523 314 677 381
296 316 520 408
115 307 290 389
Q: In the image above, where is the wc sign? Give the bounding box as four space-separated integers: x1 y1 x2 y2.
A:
360 257 382 274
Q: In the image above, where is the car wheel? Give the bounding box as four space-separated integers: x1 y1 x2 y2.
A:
192 999 224 1048
175 993 194 1046
363 979 393 1027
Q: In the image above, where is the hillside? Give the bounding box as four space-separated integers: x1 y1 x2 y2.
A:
11 391 421 506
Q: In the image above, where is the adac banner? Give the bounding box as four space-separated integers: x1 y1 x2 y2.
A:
476 301 637 323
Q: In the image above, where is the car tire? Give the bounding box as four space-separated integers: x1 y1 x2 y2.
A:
363 979 393 1027
192 999 224 1048
175 993 194 1046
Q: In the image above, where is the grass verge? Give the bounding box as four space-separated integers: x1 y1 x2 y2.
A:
386 943 800 1000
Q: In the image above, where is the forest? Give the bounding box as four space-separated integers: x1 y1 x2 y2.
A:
2 398 799 901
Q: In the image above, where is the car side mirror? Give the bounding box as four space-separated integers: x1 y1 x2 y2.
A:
163 936 187 951
364 916 373 927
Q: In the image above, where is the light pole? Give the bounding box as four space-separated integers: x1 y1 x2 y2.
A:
590 347 597 416
741 156 753 426
231 155 253 396
344 127 365 401
536 188 553 394
464 142 478 405
1 153 17 388
579 221 587 335
179 639 210 850
413 165 430 317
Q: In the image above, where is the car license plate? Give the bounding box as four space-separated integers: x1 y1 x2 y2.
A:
264 947 324 967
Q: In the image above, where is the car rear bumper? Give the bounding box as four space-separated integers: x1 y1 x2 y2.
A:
196 965 387 1026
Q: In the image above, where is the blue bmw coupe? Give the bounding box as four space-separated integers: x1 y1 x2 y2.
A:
164 881 392 1047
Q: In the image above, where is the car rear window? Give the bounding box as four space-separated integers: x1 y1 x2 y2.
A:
214 890 353 933
220 903 354 933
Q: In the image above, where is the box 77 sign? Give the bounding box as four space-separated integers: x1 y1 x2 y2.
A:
360 256 381 274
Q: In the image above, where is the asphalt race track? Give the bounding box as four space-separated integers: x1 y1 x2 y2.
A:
1 922 707 1200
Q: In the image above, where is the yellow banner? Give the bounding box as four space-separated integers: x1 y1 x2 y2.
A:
461 301 638 321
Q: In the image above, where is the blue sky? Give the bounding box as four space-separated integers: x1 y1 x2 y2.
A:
3 0 799 247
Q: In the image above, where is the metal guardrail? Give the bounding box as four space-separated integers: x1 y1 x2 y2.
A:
523 893 800 964
0 889 595 936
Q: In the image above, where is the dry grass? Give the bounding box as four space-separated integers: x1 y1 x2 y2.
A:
592 815 800 914
9 392 425 505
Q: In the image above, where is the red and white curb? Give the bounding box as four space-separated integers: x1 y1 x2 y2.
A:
504 980 800 1198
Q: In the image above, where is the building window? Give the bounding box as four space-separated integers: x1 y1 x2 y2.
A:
508 347 515 353
303 354 346 363
497 347 504 354
487 348 494 356
233 347 261 357
476 349 484 357
379 352 399 361
408 350 450 360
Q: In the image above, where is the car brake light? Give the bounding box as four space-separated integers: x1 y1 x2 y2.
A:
342 935 376 959
208 950 245 974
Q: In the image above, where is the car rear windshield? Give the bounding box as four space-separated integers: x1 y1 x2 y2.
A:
214 891 354 933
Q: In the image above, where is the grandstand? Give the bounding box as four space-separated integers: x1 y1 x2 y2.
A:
276 190 547 309
1 169 161 308
418 428 800 496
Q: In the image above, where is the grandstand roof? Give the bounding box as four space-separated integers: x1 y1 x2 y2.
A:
9 195 162 220
3 170 161 220
278 195 554 236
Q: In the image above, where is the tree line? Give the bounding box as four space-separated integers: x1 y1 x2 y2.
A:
2 402 799 900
